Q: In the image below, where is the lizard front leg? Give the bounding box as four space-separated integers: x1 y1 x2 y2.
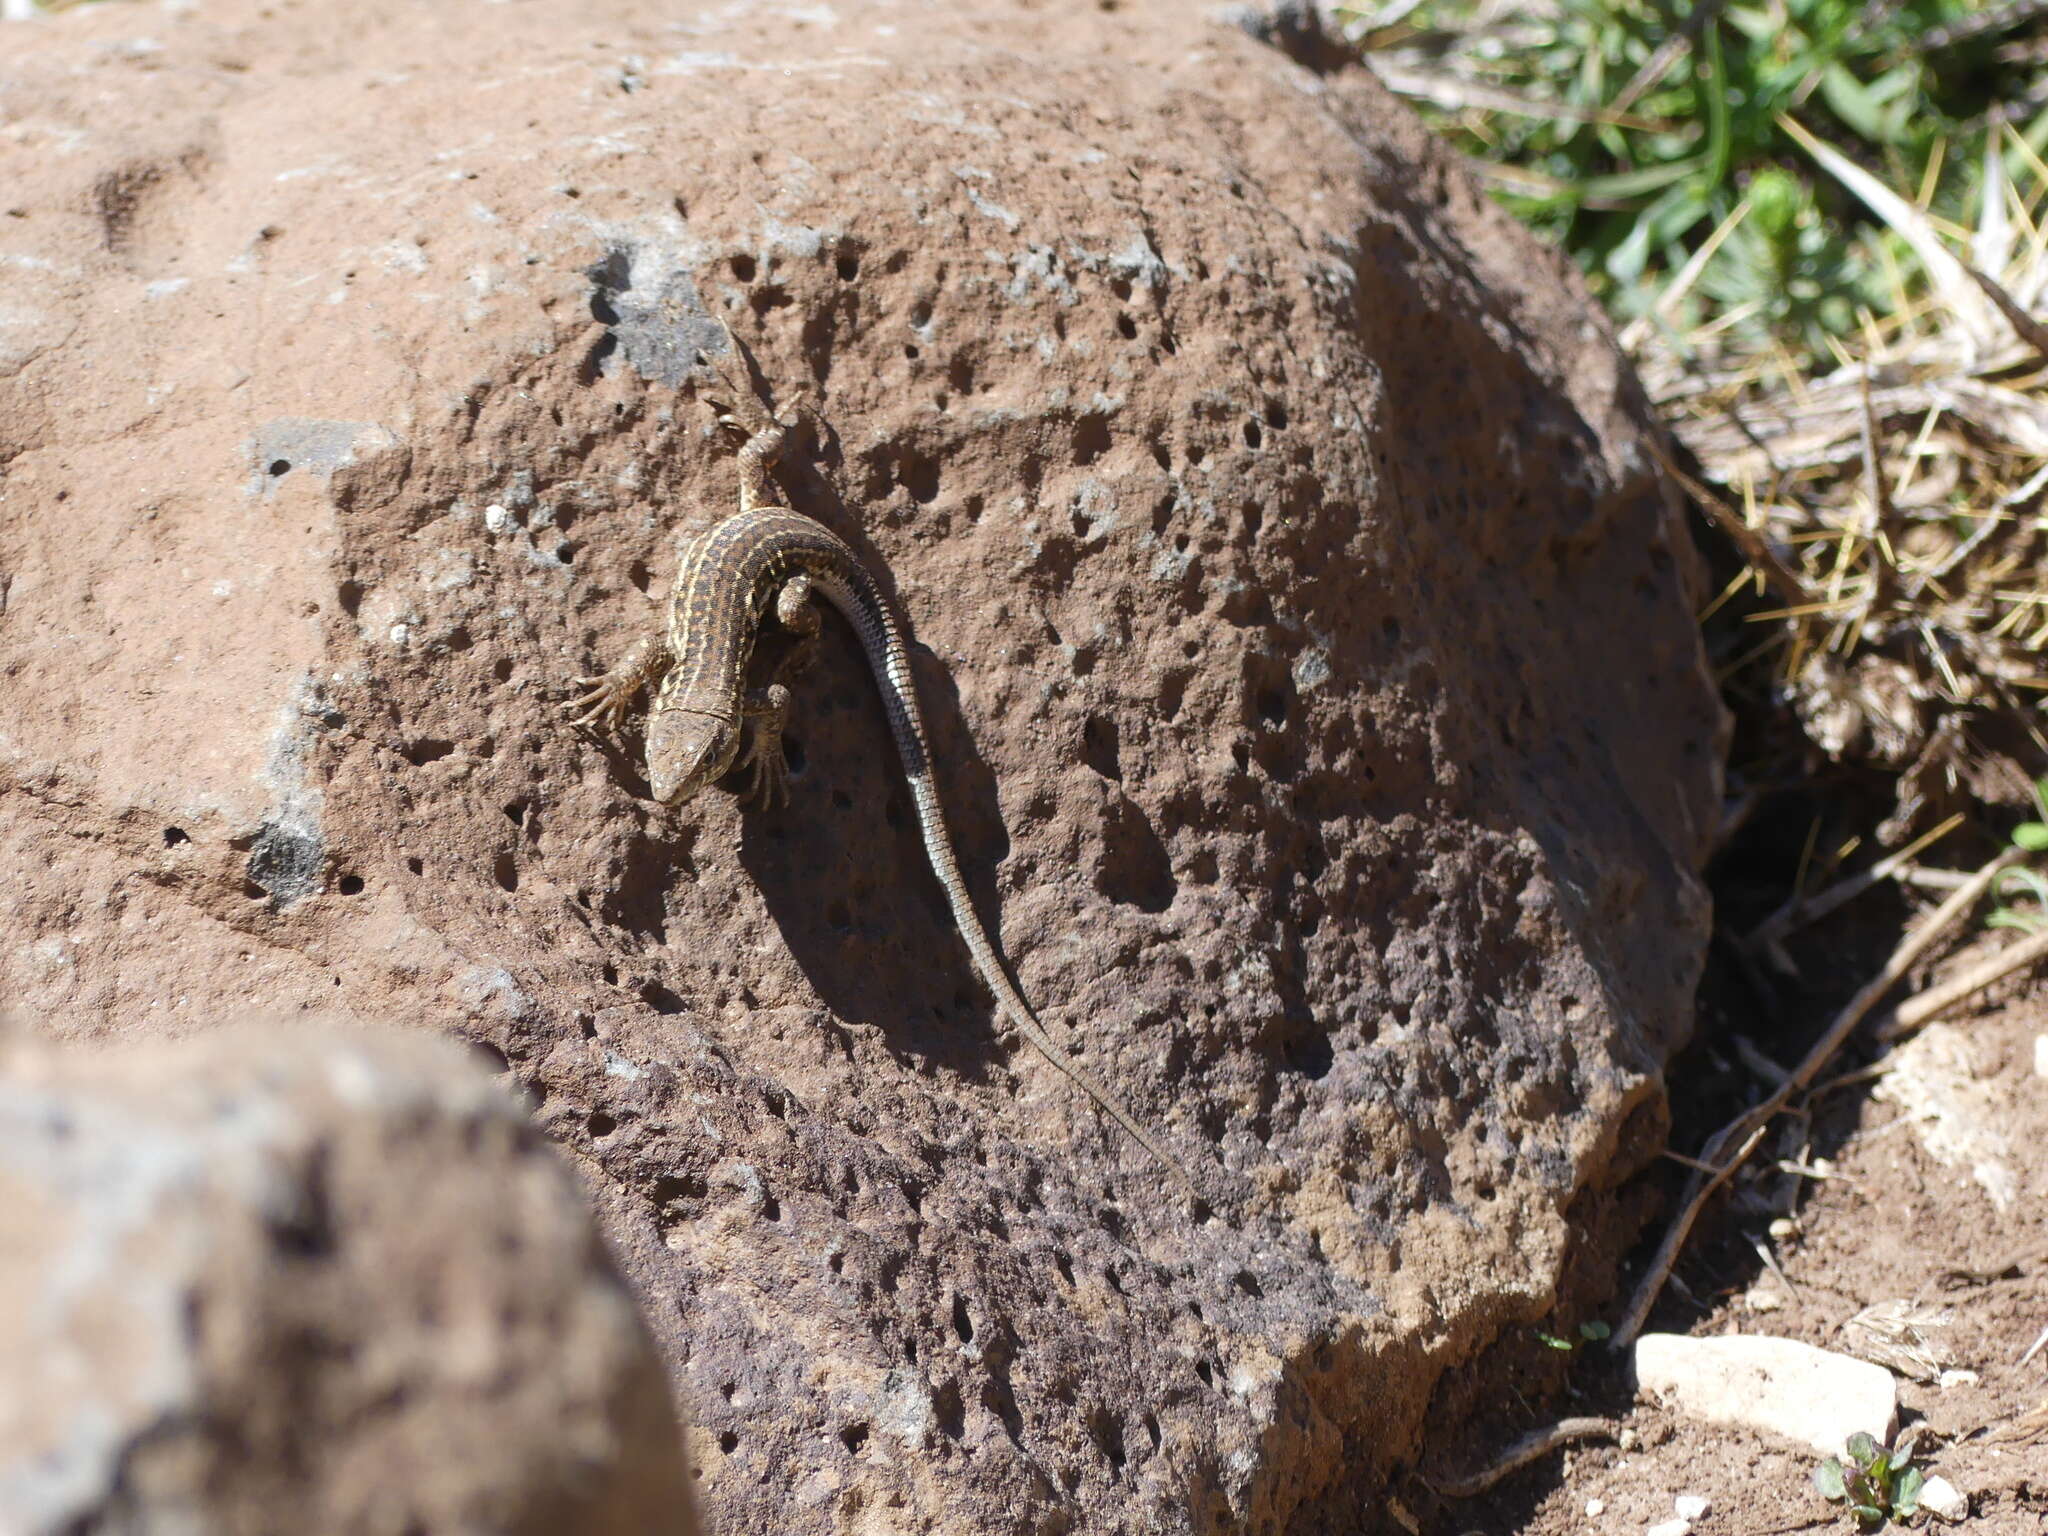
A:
568 633 673 733
734 573 822 807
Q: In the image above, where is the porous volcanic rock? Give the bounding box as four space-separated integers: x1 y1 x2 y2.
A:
0 0 1722 1530
0 1022 695 1535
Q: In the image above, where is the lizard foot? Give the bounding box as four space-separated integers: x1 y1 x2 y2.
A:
736 683 794 809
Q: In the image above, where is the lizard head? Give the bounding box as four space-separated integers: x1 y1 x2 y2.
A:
646 704 742 805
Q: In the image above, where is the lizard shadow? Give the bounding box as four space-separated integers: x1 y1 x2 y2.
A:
728 544 1024 1093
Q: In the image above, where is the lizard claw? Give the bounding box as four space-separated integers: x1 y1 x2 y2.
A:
567 675 636 733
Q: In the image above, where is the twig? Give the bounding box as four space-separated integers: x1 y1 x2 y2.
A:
1745 814 1964 949
1878 921 2048 1039
1967 263 2048 358
1429 1418 1617 1498
1614 849 2019 1347
1647 436 1815 607
2019 1320 2048 1367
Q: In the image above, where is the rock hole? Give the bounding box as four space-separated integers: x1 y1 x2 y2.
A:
729 253 756 283
828 1252 844 1274
1054 1251 1075 1286
641 982 686 1014
934 1380 965 1439
1081 714 1122 781
898 451 939 504
1073 414 1111 465
719 1431 738 1455
401 739 454 766
1089 1408 1127 1471
406 856 423 874
1110 277 1132 300
1233 1270 1264 1298
555 542 574 564
836 252 860 281
492 852 518 891
503 801 527 826
903 343 920 360
1117 312 1137 340
1265 400 1288 430
579 1015 597 1039
951 1294 974 1344
783 736 807 775
1143 1413 1161 1450
1186 442 1205 467
839 1424 869 1454
492 657 513 682
163 827 189 846
337 580 365 617
1242 500 1264 540
1256 687 1287 727
1242 420 1262 449
601 962 618 985
629 559 653 593
1159 670 1188 721
1194 1359 1213 1388
336 874 364 896
909 299 932 327
761 1192 781 1221
588 1110 617 1137
268 459 292 477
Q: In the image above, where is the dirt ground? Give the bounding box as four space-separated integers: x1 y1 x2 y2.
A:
1428 900 2048 1535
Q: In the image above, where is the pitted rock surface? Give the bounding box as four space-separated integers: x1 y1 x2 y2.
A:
0 1023 695 1536
0 0 1722 1530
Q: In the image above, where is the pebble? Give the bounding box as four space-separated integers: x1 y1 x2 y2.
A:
1918 1475 1966 1522
1633 1332 1897 1455
1674 1494 1709 1520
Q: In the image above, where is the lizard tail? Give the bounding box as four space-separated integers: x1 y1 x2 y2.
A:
814 567 1197 1193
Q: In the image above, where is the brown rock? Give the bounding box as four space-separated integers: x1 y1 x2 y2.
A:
0 1022 695 1536
0 0 1721 1529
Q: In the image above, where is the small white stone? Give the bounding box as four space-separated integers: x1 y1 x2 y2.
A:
483 502 512 533
1674 1494 1709 1520
1937 1368 1979 1390
1633 1333 1897 1456
2033 1033 2048 1078
1584 1498 1606 1517
1768 1217 1797 1239
1918 1474 1966 1522
1646 1519 1690 1536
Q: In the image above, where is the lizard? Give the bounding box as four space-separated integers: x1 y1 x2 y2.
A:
569 323 1194 1192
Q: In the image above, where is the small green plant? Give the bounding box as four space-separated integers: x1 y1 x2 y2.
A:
1987 776 2048 933
1533 1319 1612 1351
1813 1431 1924 1529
